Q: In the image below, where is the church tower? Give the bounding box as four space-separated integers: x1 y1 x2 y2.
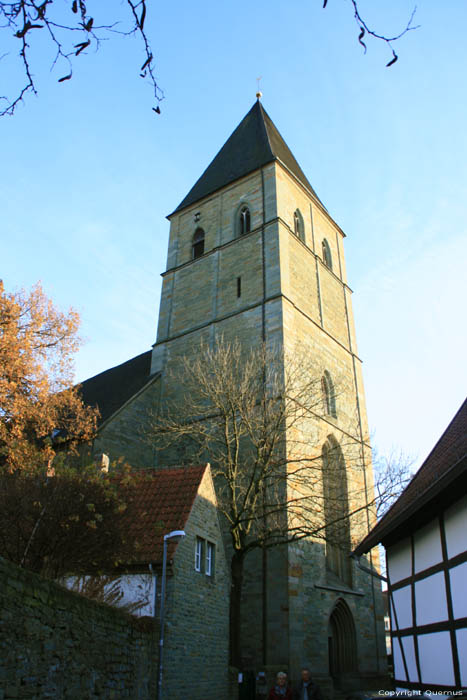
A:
151 100 387 693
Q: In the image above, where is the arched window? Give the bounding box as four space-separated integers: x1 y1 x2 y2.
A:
293 209 305 242
322 238 332 270
322 436 351 585
239 206 251 235
192 228 205 259
322 370 337 418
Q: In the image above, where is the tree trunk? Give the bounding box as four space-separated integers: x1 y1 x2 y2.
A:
230 549 245 668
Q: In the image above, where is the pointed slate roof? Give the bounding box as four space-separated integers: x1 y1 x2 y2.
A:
171 100 324 215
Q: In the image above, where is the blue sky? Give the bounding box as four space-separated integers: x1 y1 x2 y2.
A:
2 0 466 469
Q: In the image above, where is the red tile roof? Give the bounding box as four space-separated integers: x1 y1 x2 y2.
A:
354 398 467 555
121 465 208 564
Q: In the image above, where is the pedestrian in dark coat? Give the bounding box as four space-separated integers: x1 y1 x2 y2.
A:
268 671 293 700
292 668 323 700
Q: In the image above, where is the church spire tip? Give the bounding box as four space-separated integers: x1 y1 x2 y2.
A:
256 76 262 100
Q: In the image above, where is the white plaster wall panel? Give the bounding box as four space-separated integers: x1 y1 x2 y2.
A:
400 635 418 682
65 574 155 616
445 495 467 559
414 519 442 573
387 538 412 583
113 574 154 616
415 572 447 625
392 585 412 630
418 631 455 686
392 637 407 682
456 628 467 686
449 561 467 619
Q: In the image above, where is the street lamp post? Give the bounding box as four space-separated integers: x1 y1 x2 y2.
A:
157 529 186 700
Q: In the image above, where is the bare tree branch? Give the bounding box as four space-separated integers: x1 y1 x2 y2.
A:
0 0 162 116
323 0 420 67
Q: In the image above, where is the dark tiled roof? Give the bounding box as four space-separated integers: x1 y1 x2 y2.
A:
171 100 324 215
123 465 208 563
78 351 154 425
354 398 467 555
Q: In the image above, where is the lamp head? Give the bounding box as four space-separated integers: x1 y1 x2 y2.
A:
164 529 186 541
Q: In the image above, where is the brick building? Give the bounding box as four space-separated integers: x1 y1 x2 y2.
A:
80 99 387 696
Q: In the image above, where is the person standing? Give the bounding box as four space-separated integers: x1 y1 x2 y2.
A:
268 671 293 699
293 668 323 700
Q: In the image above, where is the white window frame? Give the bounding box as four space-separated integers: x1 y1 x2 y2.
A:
195 538 203 572
206 542 214 577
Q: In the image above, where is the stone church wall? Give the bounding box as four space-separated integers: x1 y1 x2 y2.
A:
286 540 388 691
94 377 161 468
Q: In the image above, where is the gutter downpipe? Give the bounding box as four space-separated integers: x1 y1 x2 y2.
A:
350 552 387 583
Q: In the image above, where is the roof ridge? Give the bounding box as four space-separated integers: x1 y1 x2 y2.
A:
78 349 152 386
257 100 274 158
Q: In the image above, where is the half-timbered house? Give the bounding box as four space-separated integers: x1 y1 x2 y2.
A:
354 398 467 694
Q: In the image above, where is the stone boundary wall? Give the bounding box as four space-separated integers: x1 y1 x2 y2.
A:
0 556 157 699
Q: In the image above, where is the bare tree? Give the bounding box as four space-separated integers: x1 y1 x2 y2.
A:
372 446 412 518
148 338 407 666
0 1 419 117
0 0 161 116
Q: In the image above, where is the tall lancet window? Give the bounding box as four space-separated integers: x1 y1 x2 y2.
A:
239 206 251 235
322 436 351 586
322 238 333 270
192 228 205 259
293 209 305 242
322 370 337 418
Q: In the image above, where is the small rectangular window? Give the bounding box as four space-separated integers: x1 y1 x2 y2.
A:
206 542 215 577
237 276 241 298
195 538 203 572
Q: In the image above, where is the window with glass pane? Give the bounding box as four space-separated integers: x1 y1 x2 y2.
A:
206 542 215 576
195 538 203 571
239 206 250 235
192 228 205 259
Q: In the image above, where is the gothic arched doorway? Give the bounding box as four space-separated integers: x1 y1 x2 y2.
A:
328 599 357 685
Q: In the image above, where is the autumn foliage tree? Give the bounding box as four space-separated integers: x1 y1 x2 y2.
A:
0 280 137 576
0 279 97 471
